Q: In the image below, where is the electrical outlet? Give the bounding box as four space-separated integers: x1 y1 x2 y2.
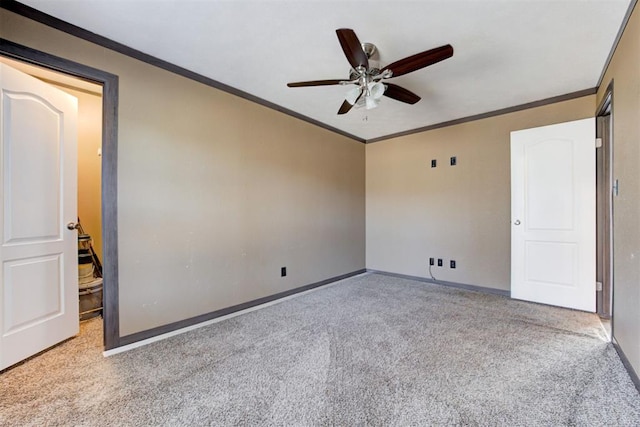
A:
431 159 437 168
437 259 443 267
450 156 457 166
429 257 435 266
450 260 456 269
281 267 287 277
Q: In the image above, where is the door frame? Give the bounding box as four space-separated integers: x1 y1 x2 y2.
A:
0 38 120 351
596 80 614 323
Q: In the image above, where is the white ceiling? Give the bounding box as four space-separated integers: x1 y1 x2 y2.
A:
19 0 631 141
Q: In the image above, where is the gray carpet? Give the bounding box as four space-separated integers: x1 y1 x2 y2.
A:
2 273 639 426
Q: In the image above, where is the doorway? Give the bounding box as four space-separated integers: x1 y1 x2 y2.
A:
0 54 103 325
0 38 120 352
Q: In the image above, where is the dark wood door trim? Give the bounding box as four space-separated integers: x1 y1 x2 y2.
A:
595 80 614 323
0 38 121 350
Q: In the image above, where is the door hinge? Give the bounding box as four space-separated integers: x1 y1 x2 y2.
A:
596 281 603 291
595 138 603 148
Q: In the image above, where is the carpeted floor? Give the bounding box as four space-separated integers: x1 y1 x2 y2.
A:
2 273 639 426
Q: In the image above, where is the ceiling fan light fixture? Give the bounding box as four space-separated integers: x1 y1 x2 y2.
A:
365 96 379 110
345 87 362 105
368 82 385 100
363 81 385 110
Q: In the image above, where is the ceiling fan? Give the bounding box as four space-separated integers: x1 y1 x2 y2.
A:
287 29 454 115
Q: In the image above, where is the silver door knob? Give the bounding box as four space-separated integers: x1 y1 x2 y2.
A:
514 220 521 225
67 222 79 230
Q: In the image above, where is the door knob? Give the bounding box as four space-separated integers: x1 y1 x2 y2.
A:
67 222 79 230
514 220 521 225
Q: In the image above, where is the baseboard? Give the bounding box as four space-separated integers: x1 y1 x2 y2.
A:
612 338 640 394
107 269 366 355
366 269 511 297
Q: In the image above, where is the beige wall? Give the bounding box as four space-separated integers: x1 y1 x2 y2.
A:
0 9 365 336
597 4 640 376
366 96 595 290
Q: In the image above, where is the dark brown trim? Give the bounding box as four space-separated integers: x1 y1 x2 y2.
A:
0 0 365 144
119 269 367 346
101 67 120 351
0 37 121 351
595 80 614 323
596 80 614 116
597 0 638 88
612 339 640 394
367 269 511 297
366 88 598 143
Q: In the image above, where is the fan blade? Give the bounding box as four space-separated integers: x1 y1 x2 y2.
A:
382 44 453 78
287 79 345 87
338 100 354 115
338 90 363 115
336 29 369 70
384 83 421 104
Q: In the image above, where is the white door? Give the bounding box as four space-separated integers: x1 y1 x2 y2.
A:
0 63 78 370
511 118 595 312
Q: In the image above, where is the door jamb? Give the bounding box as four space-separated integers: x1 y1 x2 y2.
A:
595 80 614 325
0 38 120 350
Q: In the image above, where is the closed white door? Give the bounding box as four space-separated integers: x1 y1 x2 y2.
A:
0 63 78 370
511 118 595 312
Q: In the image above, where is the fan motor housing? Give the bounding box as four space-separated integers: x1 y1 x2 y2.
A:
349 42 381 79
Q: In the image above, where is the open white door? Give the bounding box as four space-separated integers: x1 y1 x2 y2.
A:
511 118 595 312
0 63 78 370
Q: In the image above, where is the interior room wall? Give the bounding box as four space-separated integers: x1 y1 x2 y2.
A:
366 95 595 291
0 9 365 337
596 3 640 377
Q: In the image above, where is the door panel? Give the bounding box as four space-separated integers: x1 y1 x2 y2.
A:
526 139 574 230
511 118 595 312
4 255 62 333
525 241 576 286
0 63 78 370
3 92 63 242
